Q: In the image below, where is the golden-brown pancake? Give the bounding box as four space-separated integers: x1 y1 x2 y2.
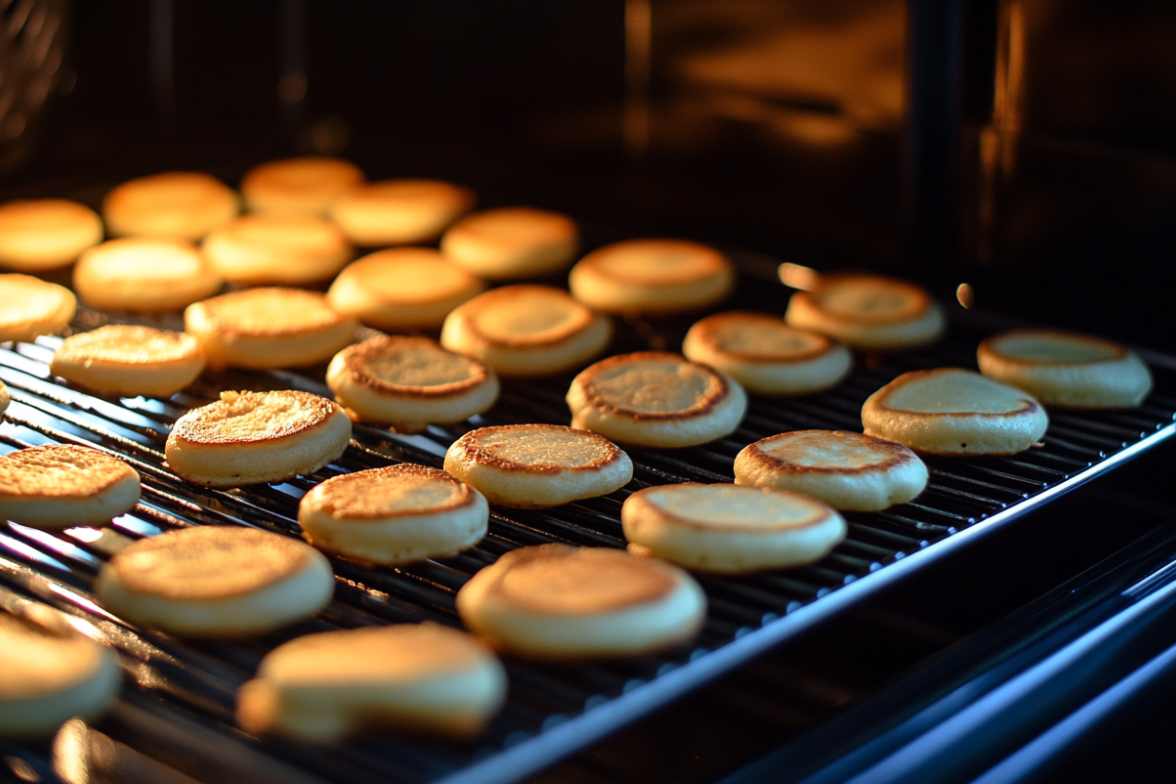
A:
0 445 140 529
441 207 579 279
73 238 223 312
202 213 353 285
103 172 238 240
0 199 103 271
569 239 734 314
329 179 475 246
785 273 945 349
51 325 205 397
0 274 76 342
241 157 364 216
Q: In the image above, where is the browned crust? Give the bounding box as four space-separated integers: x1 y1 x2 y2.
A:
578 240 731 286
171 391 343 446
978 328 1129 367
53 326 202 369
742 430 918 475
689 312 835 362
627 482 832 532
191 288 351 338
867 368 1042 419
575 351 728 421
0 445 137 500
304 464 475 520
457 285 594 348
798 273 933 325
338 251 482 306
453 424 625 475
339 335 489 398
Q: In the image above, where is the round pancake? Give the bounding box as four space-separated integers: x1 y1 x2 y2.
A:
0 199 103 271
785 273 945 349
237 623 506 740
444 424 633 508
327 248 484 330
0 445 140 529
95 526 334 637
329 179 475 246
103 172 239 240
184 287 357 369
242 157 364 216
165 390 352 487
456 544 706 658
73 238 223 312
0 380 8 416
441 207 579 279
622 483 847 572
326 335 498 431
682 311 852 395
0 616 121 737
0 274 76 341
862 368 1049 456
300 464 489 565
569 239 734 315
51 325 205 397
202 214 353 285
567 352 748 447
441 285 612 377
734 430 928 511
978 329 1153 409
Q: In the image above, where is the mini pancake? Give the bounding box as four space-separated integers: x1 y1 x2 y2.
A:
241 157 364 216
622 483 847 573
0 380 8 416
443 424 633 508
184 287 357 370
95 526 334 638
0 445 140 529
103 171 239 240
329 179 475 246
441 207 579 279
326 335 498 431
202 214 353 286
0 615 121 737
237 623 505 741
682 311 852 395
73 238 224 312
51 325 205 397
327 248 484 330
165 390 352 487
0 199 103 271
569 239 734 315
978 328 1153 409
440 285 612 376
300 464 488 565
457 544 705 659
734 430 928 511
785 273 945 349
0 274 76 341
862 368 1049 456
567 352 748 448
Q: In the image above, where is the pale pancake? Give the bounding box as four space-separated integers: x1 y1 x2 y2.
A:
441 207 579 279
569 239 734 314
165 390 352 486
566 351 748 447
202 214 352 285
51 325 205 397
103 172 239 240
0 445 140 529
440 285 612 376
622 483 847 572
443 424 633 508
0 199 103 271
73 238 223 312
329 179 475 246
862 368 1049 455
242 157 364 216
978 329 1153 409
236 623 506 740
0 274 76 341
456 544 706 658
734 430 928 511
327 248 484 330
785 273 945 349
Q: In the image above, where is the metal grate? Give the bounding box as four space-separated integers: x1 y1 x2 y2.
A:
1 296 1174 784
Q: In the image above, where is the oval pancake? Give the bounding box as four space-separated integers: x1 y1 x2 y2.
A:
682 311 852 395
74 238 223 312
622 483 847 572
734 430 928 511
103 171 239 240
785 273 945 349
184 287 357 370
567 351 748 447
444 424 633 508
456 544 706 659
441 285 612 377
0 444 140 529
0 199 103 271
299 464 489 565
862 368 1049 456
165 390 352 487
202 214 353 285
0 274 76 342
51 325 205 397
569 239 734 315
441 207 579 279
95 526 334 638
242 156 364 216
329 179 475 246
978 328 1152 409
237 623 506 741
326 335 498 431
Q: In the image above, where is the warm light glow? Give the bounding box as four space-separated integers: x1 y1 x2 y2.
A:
778 262 820 291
